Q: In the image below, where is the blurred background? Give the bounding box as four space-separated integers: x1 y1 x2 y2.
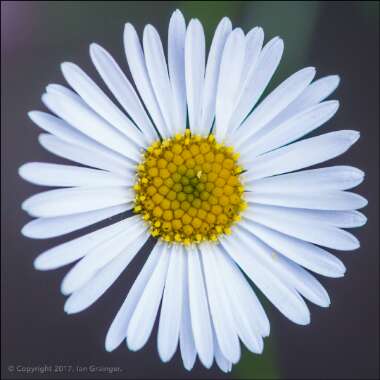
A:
1 1 379 379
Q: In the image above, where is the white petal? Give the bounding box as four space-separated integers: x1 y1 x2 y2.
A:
267 75 340 129
214 246 265 353
239 225 330 307
244 166 365 192
29 110 95 147
228 36 283 139
22 186 134 218
44 83 80 99
277 256 331 307
168 10 187 134
242 130 360 180
321 210 367 228
244 190 367 211
243 27 265 74
19 162 132 188
185 19 206 135
179 253 197 371
213 329 232 373
124 23 168 138
64 232 149 314
105 243 161 352
42 87 141 161
38 134 134 176
61 217 146 295
215 28 246 142
220 229 311 325
28 111 135 175
243 204 360 250
30 109 134 168
127 243 170 351
231 66 316 146
240 220 346 277
240 100 339 158
61 62 148 148
244 204 367 228
200 244 241 364
89 43 158 142
214 243 270 336
187 245 214 368
227 27 264 134
21 204 130 239
158 244 184 362
34 218 131 271
143 24 175 136
199 17 232 135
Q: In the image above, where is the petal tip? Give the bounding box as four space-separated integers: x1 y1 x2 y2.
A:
63 303 72 314
220 16 232 29
183 361 195 371
105 342 116 353
354 211 367 226
33 256 46 271
306 66 316 75
28 110 39 121
158 349 172 364
349 130 360 144
331 74 341 86
320 299 331 308
64 300 81 315
89 42 101 54
21 198 29 212
20 223 32 238
275 37 284 47
18 163 28 179
105 332 122 352
123 23 136 39
331 99 340 109
126 339 139 352
60 61 75 75
60 281 71 296
144 23 155 35
338 264 347 276
172 9 184 20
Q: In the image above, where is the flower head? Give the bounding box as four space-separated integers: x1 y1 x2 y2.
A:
19 9 367 372
133 130 245 244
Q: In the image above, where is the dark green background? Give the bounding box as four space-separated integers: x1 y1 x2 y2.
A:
2 1 379 379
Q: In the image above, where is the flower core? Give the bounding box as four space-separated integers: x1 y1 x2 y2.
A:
133 130 246 244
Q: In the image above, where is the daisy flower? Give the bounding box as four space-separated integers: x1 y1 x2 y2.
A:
19 9 367 372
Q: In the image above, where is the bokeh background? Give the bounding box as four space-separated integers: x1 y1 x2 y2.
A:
1 1 379 379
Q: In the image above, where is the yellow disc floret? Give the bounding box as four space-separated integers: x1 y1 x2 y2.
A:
133 131 245 244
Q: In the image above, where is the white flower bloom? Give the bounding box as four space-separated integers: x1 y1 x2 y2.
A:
19 9 367 372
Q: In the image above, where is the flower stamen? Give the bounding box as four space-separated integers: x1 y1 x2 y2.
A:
133 131 245 244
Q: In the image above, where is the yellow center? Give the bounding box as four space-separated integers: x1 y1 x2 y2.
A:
133 130 246 244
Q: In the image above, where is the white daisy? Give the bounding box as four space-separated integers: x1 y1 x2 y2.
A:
19 9 367 373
